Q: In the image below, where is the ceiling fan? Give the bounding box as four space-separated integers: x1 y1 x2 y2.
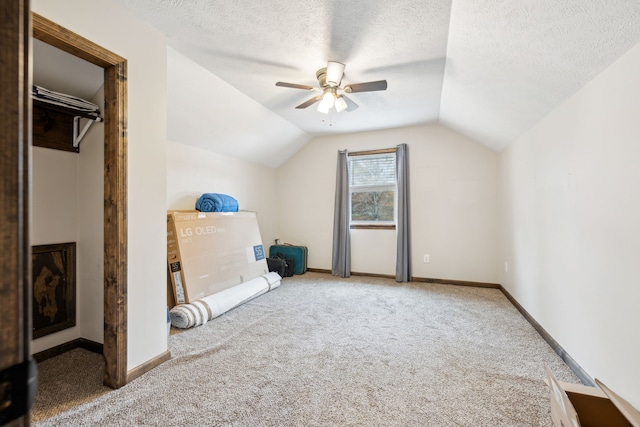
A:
276 61 387 114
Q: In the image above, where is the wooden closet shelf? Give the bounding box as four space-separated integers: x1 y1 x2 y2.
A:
33 99 102 153
33 98 101 120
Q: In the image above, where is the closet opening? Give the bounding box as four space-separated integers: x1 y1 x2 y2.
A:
31 35 105 360
32 13 129 389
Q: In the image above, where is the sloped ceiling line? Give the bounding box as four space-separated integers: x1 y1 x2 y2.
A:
105 0 640 167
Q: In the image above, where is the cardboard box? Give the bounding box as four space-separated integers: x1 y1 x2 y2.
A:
167 211 268 306
545 365 640 427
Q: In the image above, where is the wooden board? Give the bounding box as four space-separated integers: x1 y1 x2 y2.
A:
33 100 78 152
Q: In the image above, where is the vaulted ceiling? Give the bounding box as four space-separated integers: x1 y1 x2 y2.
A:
112 1 640 164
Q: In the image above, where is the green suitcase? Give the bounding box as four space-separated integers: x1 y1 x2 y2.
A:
269 244 308 275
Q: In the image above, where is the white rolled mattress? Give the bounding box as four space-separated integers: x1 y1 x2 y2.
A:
170 272 281 329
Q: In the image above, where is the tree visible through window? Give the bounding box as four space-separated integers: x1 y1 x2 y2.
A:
348 151 396 225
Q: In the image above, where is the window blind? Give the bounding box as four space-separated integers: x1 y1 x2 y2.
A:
348 154 396 187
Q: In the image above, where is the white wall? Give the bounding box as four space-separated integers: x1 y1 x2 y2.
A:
277 124 499 282
77 87 105 345
31 149 79 247
499 42 640 408
31 147 81 352
166 141 279 249
33 0 168 370
167 47 311 169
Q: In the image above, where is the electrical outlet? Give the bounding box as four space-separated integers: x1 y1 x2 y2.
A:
423 254 430 263
504 262 509 272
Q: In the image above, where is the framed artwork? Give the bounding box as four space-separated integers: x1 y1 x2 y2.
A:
32 242 76 339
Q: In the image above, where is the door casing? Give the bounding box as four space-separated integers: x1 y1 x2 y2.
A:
31 13 129 389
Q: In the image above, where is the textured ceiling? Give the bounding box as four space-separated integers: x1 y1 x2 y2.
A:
112 0 640 157
441 1 640 149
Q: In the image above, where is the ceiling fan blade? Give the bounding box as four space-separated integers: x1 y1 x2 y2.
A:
342 95 359 112
276 82 315 91
344 80 388 93
296 95 323 109
326 61 345 86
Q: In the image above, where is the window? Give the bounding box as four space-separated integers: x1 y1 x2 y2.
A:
348 149 396 228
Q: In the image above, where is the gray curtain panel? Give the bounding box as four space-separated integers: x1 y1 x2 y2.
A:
396 143 411 282
332 150 351 277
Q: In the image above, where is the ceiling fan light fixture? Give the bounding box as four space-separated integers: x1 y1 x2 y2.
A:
317 91 334 114
317 102 331 114
275 62 386 113
326 61 345 86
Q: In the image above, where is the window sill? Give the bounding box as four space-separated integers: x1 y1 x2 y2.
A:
350 224 396 230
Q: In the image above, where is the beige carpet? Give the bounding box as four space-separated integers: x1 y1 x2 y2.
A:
32 349 110 422
33 272 580 426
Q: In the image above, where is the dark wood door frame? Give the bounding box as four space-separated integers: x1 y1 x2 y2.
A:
1 1 31 425
32 13 129 389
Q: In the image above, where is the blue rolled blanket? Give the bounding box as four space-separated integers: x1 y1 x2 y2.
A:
196 193 239 212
